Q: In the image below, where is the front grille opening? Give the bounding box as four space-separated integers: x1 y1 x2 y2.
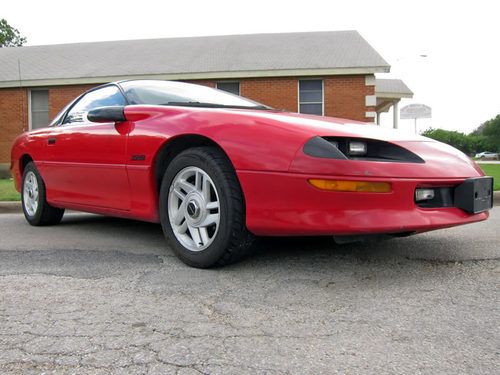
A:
415 187 454 208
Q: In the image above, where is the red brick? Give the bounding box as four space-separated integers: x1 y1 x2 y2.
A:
0 88 28 164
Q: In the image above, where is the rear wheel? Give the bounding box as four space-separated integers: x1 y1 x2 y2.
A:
22 162 64 226
159 147 254 268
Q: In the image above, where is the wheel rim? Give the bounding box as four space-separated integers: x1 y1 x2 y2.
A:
23 171 39 217
168 166 220 251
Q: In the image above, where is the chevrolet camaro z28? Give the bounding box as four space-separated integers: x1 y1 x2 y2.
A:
11 80 494 267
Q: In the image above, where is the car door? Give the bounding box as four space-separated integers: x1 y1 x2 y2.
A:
43 85 131 211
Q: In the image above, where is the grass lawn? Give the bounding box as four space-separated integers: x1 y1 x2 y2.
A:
478 164 500 191
0 179 21 201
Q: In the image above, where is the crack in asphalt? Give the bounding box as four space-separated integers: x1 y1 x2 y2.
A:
0 211 499 374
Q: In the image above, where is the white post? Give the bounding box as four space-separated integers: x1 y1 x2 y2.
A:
376 112 381 125
393 100 399 129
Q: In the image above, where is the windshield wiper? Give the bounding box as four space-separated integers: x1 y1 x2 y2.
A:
163 101 271 110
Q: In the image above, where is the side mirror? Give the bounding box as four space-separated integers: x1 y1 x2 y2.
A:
87 106 127 123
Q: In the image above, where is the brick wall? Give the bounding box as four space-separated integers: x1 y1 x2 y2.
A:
324 75 375 122
191 76 372 120
0 88 28 167
183 80 216 88
240 77 298 112
0 75 373 165
185 78 298 111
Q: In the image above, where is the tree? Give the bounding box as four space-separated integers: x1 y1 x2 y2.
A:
0 19 26 47
471 114 500 152
422 117 499 155
421 128 478 155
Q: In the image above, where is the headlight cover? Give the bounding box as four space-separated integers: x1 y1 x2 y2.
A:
303 136 425 163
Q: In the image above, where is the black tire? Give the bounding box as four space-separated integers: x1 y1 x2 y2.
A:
159 147 254 268
21 162 65 226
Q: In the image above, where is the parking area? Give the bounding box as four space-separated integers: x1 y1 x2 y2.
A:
0 209 499 374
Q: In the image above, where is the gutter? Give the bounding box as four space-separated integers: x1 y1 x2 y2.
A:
0 66 391 89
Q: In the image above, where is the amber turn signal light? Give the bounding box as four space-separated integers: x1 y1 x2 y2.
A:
308 179 392 193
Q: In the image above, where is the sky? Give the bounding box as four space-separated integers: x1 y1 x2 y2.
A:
2 0 500 134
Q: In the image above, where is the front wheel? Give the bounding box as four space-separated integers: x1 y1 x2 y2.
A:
159 147 254 268
22 162 64 226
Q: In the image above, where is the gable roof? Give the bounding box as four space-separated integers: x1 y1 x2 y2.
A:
375 78 413 98
0 31 390 88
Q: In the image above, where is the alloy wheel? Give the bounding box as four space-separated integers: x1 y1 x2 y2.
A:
23 171 39 217
168 166 220 251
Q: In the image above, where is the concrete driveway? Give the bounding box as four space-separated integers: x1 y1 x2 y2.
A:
0 209 499 374
477 160 500 164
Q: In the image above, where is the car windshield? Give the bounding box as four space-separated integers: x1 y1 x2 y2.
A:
119 80 270 110
49 100 76 126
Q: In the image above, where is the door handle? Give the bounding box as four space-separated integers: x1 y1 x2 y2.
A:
48 137 56 145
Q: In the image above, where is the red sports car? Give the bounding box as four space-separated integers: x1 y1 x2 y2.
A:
11 80 494 267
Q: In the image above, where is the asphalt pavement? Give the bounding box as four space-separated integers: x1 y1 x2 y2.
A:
0 209 499 374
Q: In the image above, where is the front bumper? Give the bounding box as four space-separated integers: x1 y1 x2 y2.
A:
238 170 489 236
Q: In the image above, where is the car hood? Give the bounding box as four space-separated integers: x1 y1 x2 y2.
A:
243 110 483 179
239 110 428 141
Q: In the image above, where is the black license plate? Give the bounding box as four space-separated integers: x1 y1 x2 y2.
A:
454 177 494 214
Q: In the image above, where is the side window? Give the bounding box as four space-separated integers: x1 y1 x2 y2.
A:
63 86 126 124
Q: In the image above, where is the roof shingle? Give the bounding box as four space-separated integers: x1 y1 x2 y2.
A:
375 78 413 97
0 31 390 87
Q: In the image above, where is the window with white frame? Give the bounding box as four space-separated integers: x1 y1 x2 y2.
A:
298 80 323 115
30 90 49 129
216 82 240 96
